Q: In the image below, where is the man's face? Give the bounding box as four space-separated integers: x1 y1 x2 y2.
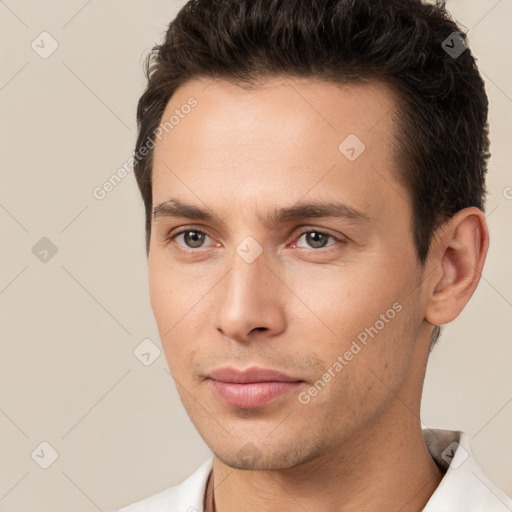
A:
148 77 428 470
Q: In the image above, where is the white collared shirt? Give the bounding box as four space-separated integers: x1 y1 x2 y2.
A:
115 429 512 511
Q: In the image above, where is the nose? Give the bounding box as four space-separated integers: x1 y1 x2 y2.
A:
214 247 287 343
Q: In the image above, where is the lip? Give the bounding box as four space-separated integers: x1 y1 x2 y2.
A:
206 366 304 408
207 366 301 383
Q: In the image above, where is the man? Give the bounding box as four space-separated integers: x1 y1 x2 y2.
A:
116 0 511 510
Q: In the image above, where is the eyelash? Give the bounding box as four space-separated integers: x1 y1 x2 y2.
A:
166 227 346 253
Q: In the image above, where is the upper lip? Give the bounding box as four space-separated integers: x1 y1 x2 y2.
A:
206 366 302 383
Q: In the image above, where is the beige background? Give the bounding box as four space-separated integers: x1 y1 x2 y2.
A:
0 1 511 510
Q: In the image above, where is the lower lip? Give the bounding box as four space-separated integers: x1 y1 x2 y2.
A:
209 380 302 408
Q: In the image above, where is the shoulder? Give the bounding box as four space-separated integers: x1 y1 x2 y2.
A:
113 457 213 512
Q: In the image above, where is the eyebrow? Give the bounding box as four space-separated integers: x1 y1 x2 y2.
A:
152 198 371 226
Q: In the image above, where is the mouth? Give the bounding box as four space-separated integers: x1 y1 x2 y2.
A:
206 366 304 408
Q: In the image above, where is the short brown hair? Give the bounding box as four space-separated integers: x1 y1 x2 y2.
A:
134 0 491 347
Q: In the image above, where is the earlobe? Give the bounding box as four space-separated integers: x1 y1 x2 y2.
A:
425 207 489 326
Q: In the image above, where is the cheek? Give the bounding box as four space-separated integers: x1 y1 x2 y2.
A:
311 300 418 432
285 260 397 338
289 258 418 377
148 252 210 329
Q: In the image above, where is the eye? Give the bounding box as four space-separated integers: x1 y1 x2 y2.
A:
171 229 213 249
166 227 345 253
294 230 342 250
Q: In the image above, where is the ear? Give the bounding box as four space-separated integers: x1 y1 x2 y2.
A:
424 207 489 326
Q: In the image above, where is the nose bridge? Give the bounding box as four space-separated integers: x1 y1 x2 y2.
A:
214 245 285 341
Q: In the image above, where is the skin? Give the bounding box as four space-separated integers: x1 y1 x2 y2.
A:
147 76 489 512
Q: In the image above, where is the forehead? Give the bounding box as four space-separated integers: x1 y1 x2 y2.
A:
155 76 399 154
151 76 408 224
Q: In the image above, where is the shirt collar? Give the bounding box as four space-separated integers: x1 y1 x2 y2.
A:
422 428 512 511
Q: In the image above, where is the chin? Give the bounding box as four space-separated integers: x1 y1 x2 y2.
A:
210 437 324 471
